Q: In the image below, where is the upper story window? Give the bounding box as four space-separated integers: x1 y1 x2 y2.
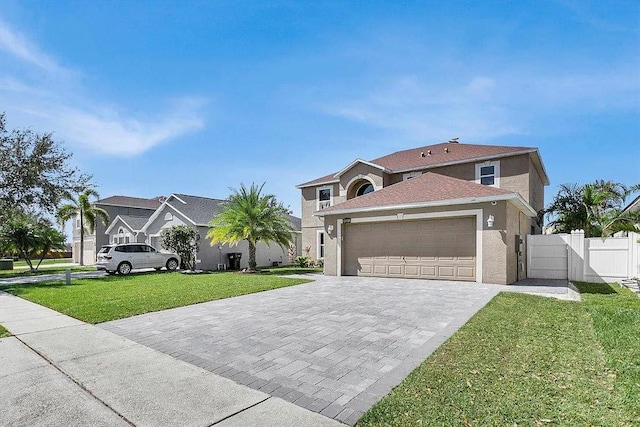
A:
317 186 332 210
164 212 173 221
403 171 422 181
76 217 81 228
356 183 374 197
475 161 500 187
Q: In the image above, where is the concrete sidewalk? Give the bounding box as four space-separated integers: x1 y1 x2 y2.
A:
0 291 343 427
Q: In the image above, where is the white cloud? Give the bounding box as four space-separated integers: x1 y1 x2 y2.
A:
0 19 206 156
321 64 639 143
322 75 520 142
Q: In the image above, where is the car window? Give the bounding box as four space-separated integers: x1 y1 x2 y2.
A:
98 246 112 254
114 246 126 252
147 246 156 253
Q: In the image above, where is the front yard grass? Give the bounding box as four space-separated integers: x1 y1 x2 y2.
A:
358 283 639 426
13 258 73 267
0 324 10 338
0 272 311 324
0 266 96 279
259 266 323 275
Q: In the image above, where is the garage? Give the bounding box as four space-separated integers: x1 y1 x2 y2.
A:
343 217 476 281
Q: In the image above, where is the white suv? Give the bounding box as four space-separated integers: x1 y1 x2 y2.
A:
96 244 180 275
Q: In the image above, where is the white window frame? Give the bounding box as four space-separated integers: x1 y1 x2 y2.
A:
164 212 173 221
317 230 325 259
475 160 500 188
76 217 81 228
403 171 422 181
317 186 333 210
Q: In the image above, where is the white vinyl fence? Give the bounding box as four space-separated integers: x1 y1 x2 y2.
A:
528 231 640 283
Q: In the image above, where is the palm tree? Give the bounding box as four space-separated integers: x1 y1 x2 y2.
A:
546 180 638 237
207 183 294 271
57 188 109 266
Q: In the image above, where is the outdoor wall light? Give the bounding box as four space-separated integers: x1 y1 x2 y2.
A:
487 215 495 228
327 225 334 234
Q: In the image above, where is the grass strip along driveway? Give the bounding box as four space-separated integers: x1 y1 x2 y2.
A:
0 266 96 279
359 283 639 427
1 272 310 324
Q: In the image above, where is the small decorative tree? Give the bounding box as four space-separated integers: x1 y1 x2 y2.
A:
159 225 200 270
287 244 296 263
0 215 65 272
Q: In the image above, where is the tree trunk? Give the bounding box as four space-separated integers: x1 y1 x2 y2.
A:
79 210 84 266
248 240 257 271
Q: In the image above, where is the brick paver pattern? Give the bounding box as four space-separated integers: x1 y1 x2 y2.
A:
101 276 499 425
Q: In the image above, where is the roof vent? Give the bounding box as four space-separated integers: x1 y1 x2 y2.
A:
448 137 459 143
420 151 425 157
427 150 432 155
445 147 449 153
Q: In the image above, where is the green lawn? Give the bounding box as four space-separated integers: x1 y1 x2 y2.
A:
258 266 323 275
13 258 73 267
0 266 95 279
359 283 639 426
0 271 311 324
0 324 10 338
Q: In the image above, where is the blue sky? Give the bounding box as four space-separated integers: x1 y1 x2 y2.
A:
1 0 639 219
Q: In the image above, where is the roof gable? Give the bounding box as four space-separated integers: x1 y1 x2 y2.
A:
105 215 152 234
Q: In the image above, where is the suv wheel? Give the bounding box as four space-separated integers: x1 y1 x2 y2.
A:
117 262 132 275
166 258 179 271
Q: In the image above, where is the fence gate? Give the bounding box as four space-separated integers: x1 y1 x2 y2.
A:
527 234 569 279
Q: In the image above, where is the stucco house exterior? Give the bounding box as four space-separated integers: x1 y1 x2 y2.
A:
72 196 162 264
297 140 549 285
137 193 302 270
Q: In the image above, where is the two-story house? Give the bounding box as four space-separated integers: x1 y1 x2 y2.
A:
72 196 162 264
296 141 549 285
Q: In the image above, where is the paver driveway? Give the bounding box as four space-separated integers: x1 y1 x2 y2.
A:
101 275 501 425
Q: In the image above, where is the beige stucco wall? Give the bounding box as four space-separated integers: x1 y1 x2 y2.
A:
320 201 530 285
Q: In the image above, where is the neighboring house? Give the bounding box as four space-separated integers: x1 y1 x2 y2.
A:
622 195 640 214
138 193 302 270
72 196 162 264
296 140 549 285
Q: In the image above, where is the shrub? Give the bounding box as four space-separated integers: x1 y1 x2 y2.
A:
294 256 311 268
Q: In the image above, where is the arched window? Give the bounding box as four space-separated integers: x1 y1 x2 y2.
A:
356 183 374 197
164 212 173 221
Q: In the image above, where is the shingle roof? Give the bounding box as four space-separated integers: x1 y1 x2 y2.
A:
169 193 302 230
169 194 228 225
119 215 152 232
297 142 535 187
320 172 514 213
96 195 162 210
371 142 532 171
288 215 302 231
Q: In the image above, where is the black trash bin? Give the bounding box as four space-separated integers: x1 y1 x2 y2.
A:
227 252 242 270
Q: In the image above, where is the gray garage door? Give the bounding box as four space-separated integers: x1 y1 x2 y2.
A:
344 217 476 281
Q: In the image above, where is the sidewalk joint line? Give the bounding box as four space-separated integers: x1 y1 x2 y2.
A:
14 335 136 427
208 396 271 426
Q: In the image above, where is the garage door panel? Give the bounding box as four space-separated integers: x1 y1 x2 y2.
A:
421 266 437 276
438 266 455 277
344 217 476 281
457 267 475 278
388 265 402 275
